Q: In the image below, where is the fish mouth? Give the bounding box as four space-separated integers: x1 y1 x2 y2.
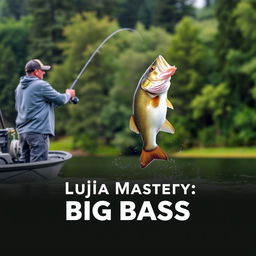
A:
159 66 176 79
157 55 177 79
139 55 176 94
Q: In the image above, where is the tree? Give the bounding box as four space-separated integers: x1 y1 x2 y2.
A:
26 0 125 64
232 106 256 145
49 16 172 154
166 16 208 146
118 0 155 29
215 0 244 104
48 12 119 153
191 83 231 146
0 17 31 74
0 45 18 125
0 17 31 124
205 0 215 7
153 0 195 32
27 0 76 63
167 17 207 114
233 0 256 106
0 0 28 21
117 0 195 32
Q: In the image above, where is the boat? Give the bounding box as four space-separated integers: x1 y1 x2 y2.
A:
0 110 72 183
0 150 72 183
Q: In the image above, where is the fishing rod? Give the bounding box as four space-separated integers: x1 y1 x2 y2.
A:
69 28 138 104
0 109 5 129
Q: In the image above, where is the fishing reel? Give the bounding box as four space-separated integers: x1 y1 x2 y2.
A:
70 96 79 104
0 128 20 162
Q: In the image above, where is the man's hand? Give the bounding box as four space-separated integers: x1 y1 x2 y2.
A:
66 89 75 99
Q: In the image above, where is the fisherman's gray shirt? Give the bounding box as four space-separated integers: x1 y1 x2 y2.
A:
15 76 69 136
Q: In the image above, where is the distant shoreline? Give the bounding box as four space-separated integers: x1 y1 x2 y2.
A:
171 153 256 158
67 148 256 158
51 137 256 158
170 147 256 158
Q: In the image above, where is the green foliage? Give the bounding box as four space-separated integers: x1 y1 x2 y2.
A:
152 0 195 32
49 12 119 152
240 58 256 81
233 0 256 104
0 17 31 74
118 0 147 28
197 126 216 147
117 0 195 31
250 85 256 100
167 16 207 113
112 128 139 155
195 18 218 84
27 0 76 63
100 102 130 142
49 15 172 153
196 3 215 20
74 132 98 154
215 0 245 101
209 0 256 146
0 0 28 21
50 136 74 151
196 18 217 45
0 44 17 125
233 0 256 44
191 83 230 122
159 116 191 151
0 0 256 152
0 17 31 124
165 16 209 147
191 83 231 146
69 0 123 20
232 106 256 145
174 146 256 157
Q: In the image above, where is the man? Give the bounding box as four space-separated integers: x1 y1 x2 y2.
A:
15 59 75 163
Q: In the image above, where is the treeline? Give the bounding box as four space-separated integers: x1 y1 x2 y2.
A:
0 0 255 154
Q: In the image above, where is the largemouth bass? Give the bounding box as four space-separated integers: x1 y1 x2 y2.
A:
129 55 176 168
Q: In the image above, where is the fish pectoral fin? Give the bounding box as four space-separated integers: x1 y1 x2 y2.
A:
159 119 175 134
129 115 140 134
166 99 174 109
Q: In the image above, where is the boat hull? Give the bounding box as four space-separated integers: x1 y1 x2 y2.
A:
0 151 72 183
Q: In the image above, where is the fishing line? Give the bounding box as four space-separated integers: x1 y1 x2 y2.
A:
70 28 141 91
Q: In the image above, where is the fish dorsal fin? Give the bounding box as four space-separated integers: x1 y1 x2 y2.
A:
129 115 140 134
159 119 175 134
166 99 174 109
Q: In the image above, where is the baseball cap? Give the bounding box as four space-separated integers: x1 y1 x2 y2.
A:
25 59 51 73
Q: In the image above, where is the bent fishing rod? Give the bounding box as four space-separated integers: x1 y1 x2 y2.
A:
0 109 5 129
69 28 138 104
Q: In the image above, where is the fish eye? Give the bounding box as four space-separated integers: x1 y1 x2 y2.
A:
150 66 156 72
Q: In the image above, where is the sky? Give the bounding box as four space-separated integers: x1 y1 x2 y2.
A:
193 0 205 8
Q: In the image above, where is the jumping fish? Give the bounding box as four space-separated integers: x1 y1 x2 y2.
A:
129 55 177 168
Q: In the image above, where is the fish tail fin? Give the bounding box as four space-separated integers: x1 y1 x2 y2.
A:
140 146 168 168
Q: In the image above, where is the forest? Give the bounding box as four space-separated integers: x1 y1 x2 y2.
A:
0 0 255 154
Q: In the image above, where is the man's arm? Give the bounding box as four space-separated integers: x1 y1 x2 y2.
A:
41 82 75 105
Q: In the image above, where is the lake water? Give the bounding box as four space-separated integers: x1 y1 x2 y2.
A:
60 156 256 189
1 156 255 253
